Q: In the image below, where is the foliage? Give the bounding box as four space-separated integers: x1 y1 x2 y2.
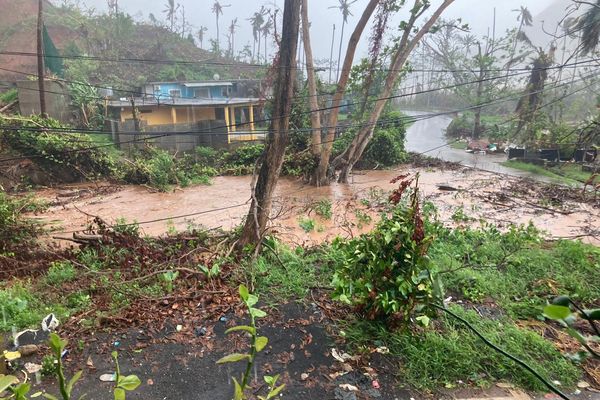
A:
0 284 66 332
344 306 581 391
313 199 333 219
0 89 17 104
0 193 45 253
543 296 600 361
244 238 339 303
429 222 600 319
333 111 408 169
333 176 437 324
216 285 284 400
446 113 512 140
298 217 316 233
45 261 77 286
112 351 142 400
123 147 215 191
0 116 121 182
44 333 83 400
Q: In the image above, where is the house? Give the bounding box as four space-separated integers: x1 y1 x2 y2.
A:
107 80 266 151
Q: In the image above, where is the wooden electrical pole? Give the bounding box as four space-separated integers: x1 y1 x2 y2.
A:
37 0 47 117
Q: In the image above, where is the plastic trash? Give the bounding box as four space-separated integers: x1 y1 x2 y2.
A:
99 373 116 382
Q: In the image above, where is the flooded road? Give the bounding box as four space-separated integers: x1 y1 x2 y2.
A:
403 110 547 179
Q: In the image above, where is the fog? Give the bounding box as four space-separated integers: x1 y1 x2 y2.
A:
78 0 572 62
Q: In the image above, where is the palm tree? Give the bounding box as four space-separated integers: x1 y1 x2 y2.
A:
576 0 600 54
228 18 239 58
261 16 274 63
212 1 231 53
197 26 208 49
329 0 358 81
248 7 267 63
163 0 179 32
504 6 533 87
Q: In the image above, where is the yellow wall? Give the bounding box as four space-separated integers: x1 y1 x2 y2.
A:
120 106 217 126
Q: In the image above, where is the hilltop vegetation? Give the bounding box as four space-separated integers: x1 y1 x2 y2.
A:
0 0 262 87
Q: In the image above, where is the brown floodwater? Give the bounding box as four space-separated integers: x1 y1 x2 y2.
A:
31 166 599 247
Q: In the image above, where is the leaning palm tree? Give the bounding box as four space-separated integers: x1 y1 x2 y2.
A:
576 0 600 54
329 0 358 81
197 26 208 49
212 1 231 53
163 0 179 32
504 6 533 87
228 18 239 58
248 7 267 63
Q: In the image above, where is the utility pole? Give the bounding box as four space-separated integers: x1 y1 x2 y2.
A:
37 0 47 117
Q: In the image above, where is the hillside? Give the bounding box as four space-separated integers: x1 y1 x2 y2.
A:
0 0 262 88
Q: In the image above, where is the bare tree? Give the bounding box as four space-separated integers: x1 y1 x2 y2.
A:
197 26 208 49
228 18 239 58
333 0 456 182
237 0 301 249
330 0 359 82
163 0 179 32
212 1 231 53
301 0 322 158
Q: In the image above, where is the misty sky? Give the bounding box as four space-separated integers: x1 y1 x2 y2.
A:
78 0 566 61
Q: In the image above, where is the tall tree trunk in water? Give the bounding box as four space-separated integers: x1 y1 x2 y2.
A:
313 0 379 186
237 0 301 249
301 0 322 160
335 0 455 182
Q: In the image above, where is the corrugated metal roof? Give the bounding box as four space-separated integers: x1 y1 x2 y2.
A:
108 97 261 108
183 82 233 88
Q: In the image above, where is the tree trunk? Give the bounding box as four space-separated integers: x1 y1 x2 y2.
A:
237 0 301 249
313 0 379 186
335 0 456 182
336 21 346 82
301 0 322 159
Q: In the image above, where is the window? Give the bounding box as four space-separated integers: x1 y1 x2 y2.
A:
221 86 231 98
169 89 182 98
194 88 210 99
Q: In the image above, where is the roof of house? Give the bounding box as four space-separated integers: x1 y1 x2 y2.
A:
108 97 261 108
145 79 259 86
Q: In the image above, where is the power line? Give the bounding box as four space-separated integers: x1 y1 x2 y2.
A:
0 70 595 166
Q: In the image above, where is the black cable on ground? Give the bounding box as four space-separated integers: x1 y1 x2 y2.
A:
431 304 571 400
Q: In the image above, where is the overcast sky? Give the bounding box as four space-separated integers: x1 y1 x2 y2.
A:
77 0 569 61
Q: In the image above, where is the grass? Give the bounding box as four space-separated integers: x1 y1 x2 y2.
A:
449 140 468 150
344 307 581 391
245 239 340 304
429 224 600 319
503 160 592 186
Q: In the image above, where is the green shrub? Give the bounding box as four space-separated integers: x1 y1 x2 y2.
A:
333 178 437 323
46 261 77 285
313 199 332 219
0 88 18 104
1 116 121 181
0 193 44 252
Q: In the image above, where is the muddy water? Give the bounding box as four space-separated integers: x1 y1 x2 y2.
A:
34 165 599 247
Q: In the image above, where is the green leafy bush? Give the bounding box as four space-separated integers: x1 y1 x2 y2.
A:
333 176 437 324
0 193 45 252
1 116 121 182
46 261 77 285
0 88 18 104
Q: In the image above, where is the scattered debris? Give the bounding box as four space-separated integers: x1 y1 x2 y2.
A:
18 345 39 357
99 373 116 382
577 381 590 389
24 362 42 374
338 383 359 391
300 373 309 381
